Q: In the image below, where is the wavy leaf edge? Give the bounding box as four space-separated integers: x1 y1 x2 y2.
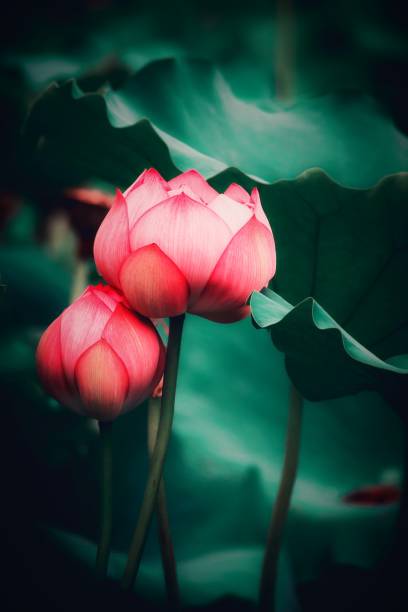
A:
29 56 408 190
250 288 408 376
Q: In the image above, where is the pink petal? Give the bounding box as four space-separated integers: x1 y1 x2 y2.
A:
208 194 253 235
190 217 276 318
60 292 112 385
123 168 166 197
120 244 190 318
224 183 250 204
102 303 164 409
74 339 129 421
36 317 80 411
123 168 148 193
168 169 218 204
166 184 203 204
93 190 130 288
130 194 232 301
89 284 123 311
124 168 169 230
251 187 271 230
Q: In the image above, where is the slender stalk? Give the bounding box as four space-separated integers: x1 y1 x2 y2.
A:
258 385 303 612
148 397 181 609
95 420 113 579
122 314 185 590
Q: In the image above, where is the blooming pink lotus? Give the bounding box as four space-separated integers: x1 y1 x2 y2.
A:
36 284 165 421
94 169 276 322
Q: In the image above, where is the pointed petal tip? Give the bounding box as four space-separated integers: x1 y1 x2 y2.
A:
176 168 205 179
168 169 218 204
89 283 125 311
142 167 167 183
251 187 272 231
125 168 167 196
250 186 260 200
74 339 129 421
119 244 190 318
114 188 126 203
224 183 251 204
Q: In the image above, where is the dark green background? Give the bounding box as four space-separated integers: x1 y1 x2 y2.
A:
1 1 407 611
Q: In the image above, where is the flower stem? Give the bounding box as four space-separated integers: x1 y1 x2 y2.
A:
148 397 181 609
95 420 113 579
122 314 185 591
258 385 303 612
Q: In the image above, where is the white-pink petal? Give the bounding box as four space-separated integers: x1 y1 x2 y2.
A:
224 183 251 204
102 304 162 409
130 193 232 300
123 168 166 198
93 190 131 288
74 339 129 421
125 168 169 230
89 286 119 311
251 187 271 230
190 217 276 316
60 292 112 385
168 169 218 204
36 316 80 412
208 194 253 236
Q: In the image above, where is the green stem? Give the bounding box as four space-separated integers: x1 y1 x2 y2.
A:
258 385 303 612
95 420 113 579
148 397 181 609
122 314 185 590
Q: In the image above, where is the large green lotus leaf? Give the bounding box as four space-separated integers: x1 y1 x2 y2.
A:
251 289 408 408
22 59 408 191
21 79 178 191
216 168 408 408
104 59 408 186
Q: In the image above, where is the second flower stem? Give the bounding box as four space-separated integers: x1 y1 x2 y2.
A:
258 384 303 612
122 314 185 591
96 420 113 579
148 397 180 609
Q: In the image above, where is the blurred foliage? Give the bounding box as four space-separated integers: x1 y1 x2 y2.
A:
242 168 408 409
1 1 408 610
0 205 404 610
252 288 408 408
21 60 408 190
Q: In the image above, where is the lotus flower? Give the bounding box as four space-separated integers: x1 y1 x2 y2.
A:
36 284 165 421
94 169 276 322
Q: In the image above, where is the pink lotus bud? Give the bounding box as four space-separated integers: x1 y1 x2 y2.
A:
94 169 276 323
36 284 165 421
